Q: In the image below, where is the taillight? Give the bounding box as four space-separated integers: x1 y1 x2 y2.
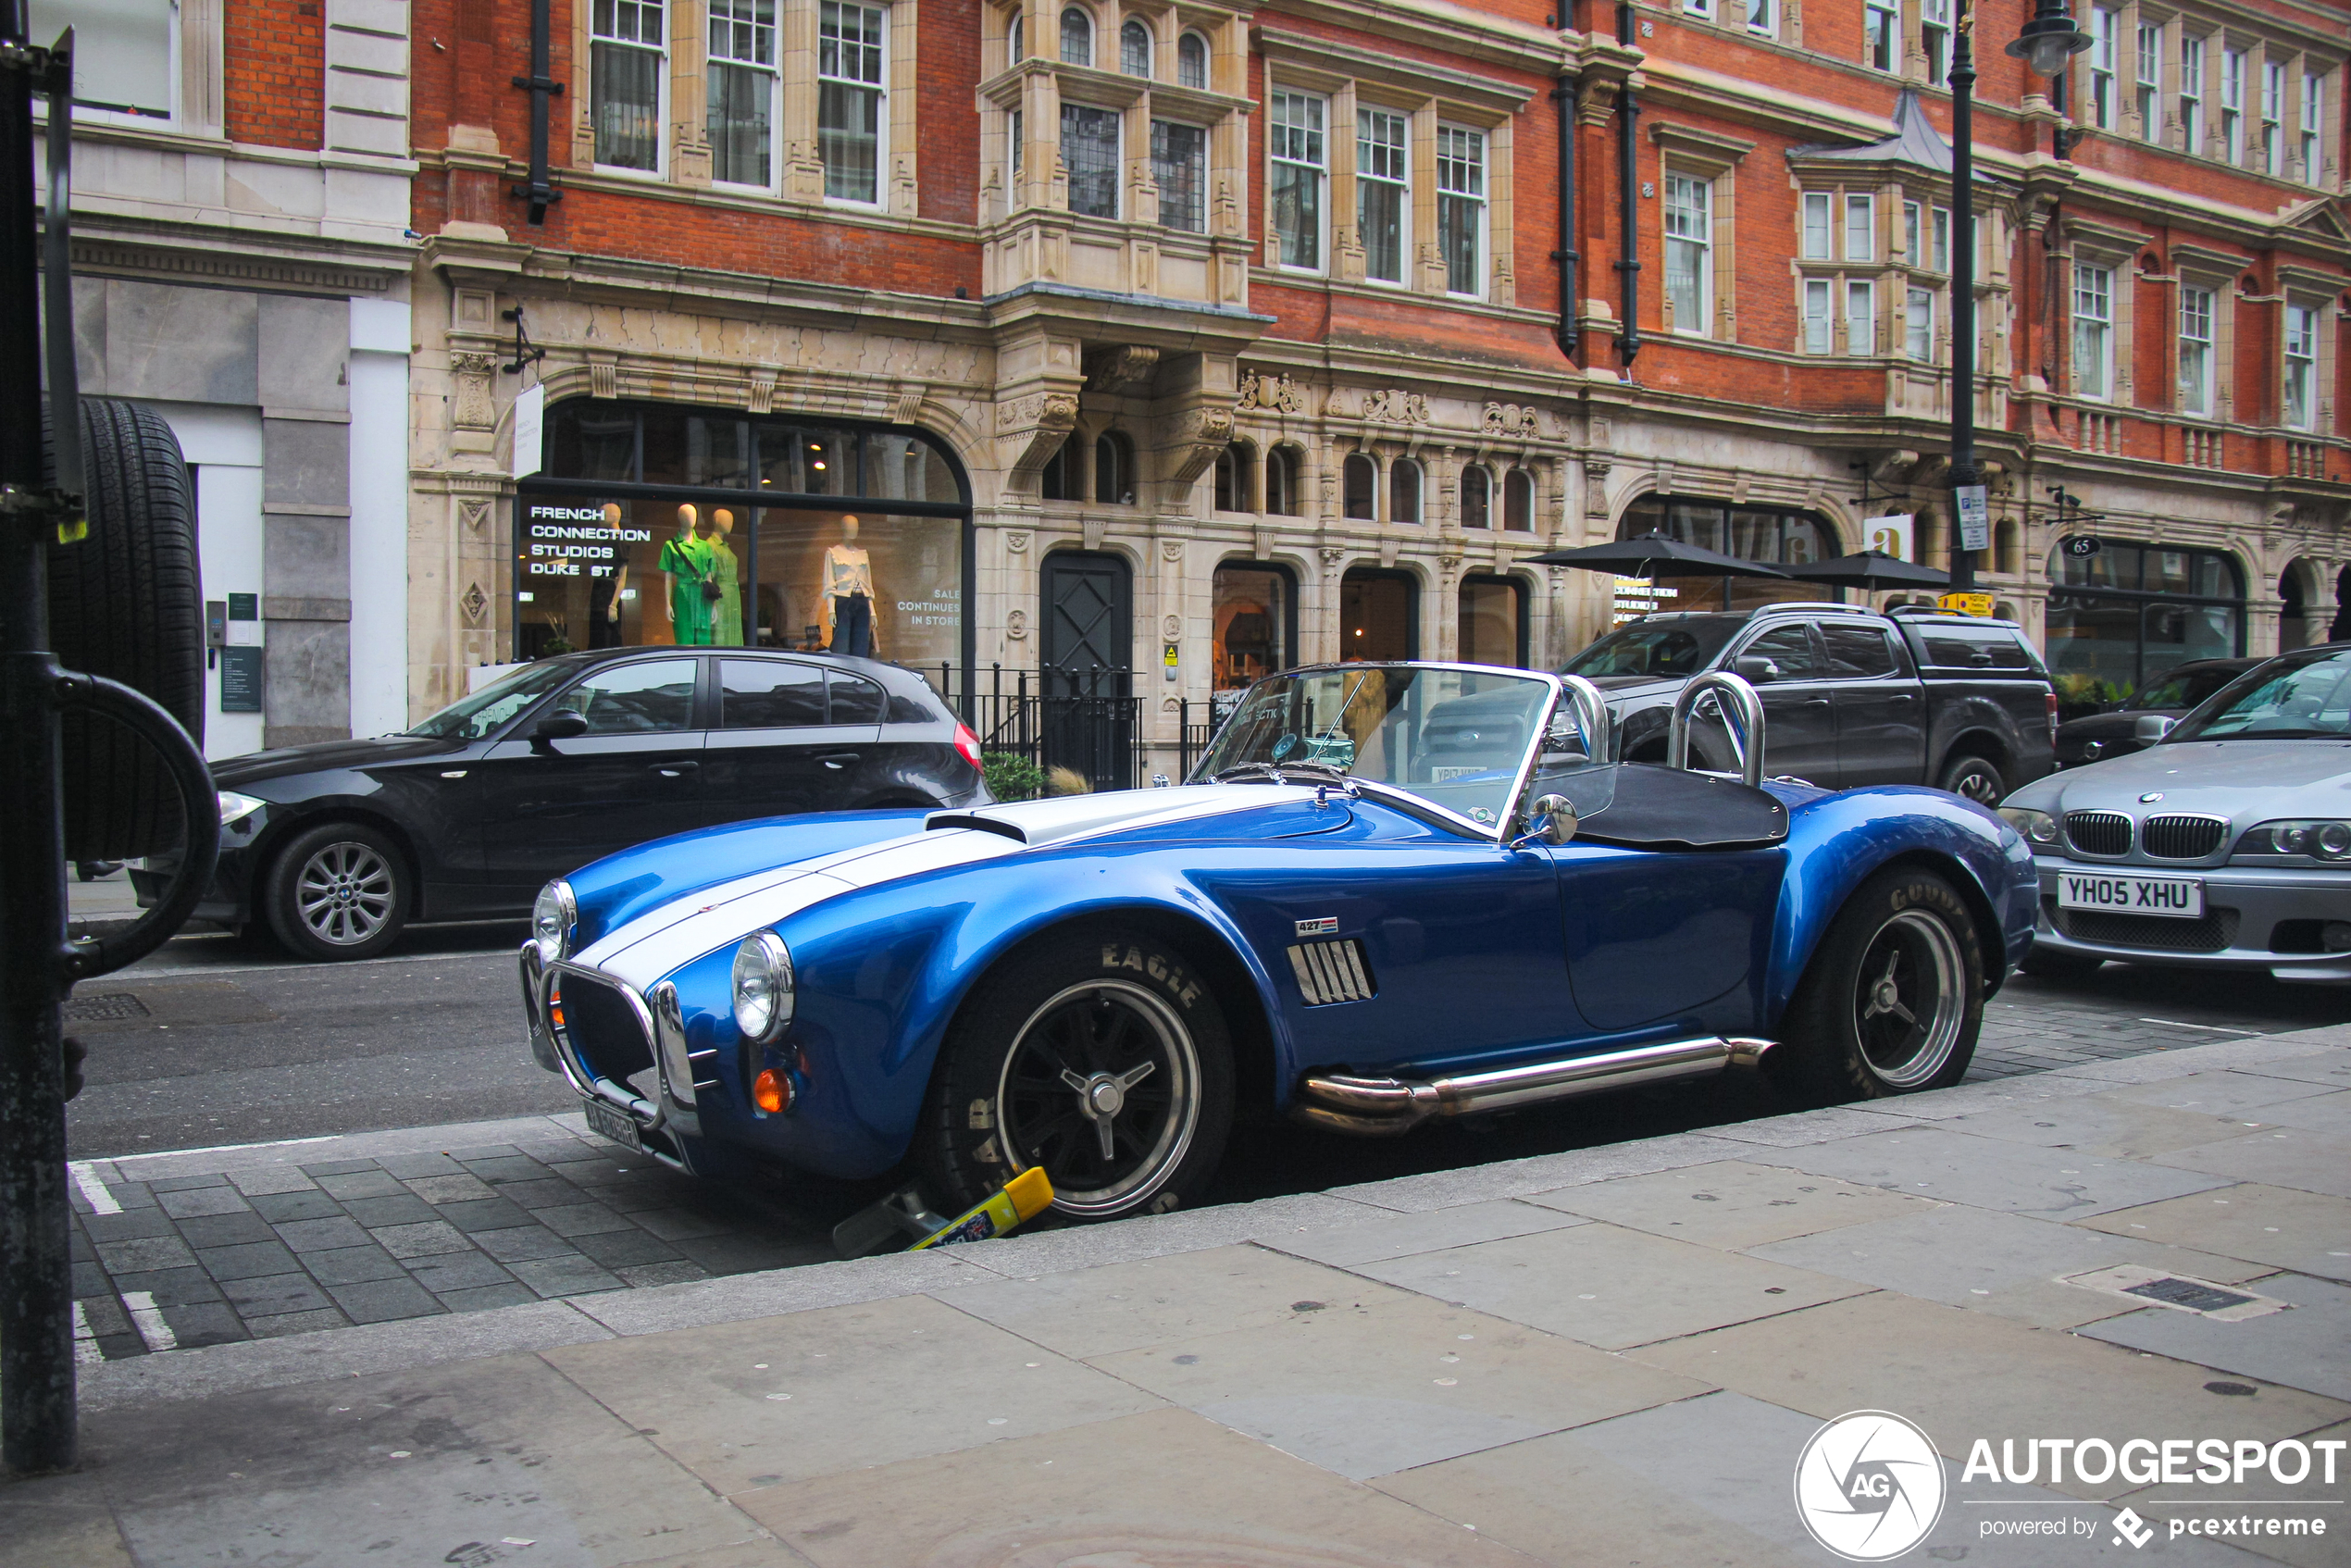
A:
2045 692 2059 743
953 722 983 771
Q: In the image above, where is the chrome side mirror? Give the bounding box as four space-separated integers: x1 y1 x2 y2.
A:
1510 793 1578 851
2133 714 2177 743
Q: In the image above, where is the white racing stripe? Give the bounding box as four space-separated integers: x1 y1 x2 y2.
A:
68 1161 122 1215
121 1290 178 1352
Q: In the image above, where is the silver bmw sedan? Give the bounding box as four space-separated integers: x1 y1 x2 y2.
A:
1998 644 2351 982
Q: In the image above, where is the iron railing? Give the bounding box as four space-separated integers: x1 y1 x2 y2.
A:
927 664 1144 794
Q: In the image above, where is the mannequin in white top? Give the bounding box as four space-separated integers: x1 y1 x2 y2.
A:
821 515 878 657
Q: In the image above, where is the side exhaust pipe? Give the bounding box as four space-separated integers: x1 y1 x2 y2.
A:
1292 1036 1775 1136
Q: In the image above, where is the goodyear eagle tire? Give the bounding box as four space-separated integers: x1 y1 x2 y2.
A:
48 398 205 860
916 927 1234 1222
1771 866 1984 1103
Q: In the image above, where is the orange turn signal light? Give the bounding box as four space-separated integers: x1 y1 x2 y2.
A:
753 1067 794 1114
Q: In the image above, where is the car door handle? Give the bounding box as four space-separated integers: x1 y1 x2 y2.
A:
651 760 701 778
815 752 862 769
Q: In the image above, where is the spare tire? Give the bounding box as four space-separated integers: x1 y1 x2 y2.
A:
47 397 205 860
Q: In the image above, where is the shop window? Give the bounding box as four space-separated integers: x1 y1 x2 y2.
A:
1177 30 1208 88
1613 495 1835 613
1152 120 1207 232
1269 90 1327 271
1062 104 1121 218
1213 563 1295 689
1094 431 1135 504
1340 568 1417 660
1266 446 1303 516
1343 454 1377 520
591 0 666 170
817 1 887 203
2046 539 2244 712
1460 465 1490 529
1503 468 1534 532
709 0 778 187
1120 19 1151 76
1458 575 1526 666
1039 437 1076 501
1390 459 1423 524
1060 5 1091 65
1213 442 1254 512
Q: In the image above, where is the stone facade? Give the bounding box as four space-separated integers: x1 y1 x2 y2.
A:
401 0 2349 751
50 0 415 754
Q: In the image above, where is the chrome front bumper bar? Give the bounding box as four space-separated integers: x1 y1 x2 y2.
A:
1293 1035 1776 1136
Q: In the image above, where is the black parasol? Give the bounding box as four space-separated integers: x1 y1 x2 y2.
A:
1524 531 1793 579
1778 550 1951 591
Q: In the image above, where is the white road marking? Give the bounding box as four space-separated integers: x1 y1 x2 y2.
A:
71 1301 105 1365
68 1161 122 1214
2137 1018 2261 1035
121 1290 179 1352
121 945 516 981
108 1134 338 1165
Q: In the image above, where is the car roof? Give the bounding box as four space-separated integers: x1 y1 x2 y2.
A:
544 645 924 688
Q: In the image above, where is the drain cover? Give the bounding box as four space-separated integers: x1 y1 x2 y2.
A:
2124 1277 2257 1313
63 993 150 1022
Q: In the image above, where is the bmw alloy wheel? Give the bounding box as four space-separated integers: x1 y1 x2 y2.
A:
1852 908 1967 1089
294 840 398 947
996 979 1200 1216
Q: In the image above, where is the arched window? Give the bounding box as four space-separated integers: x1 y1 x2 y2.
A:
1120 19 1151 76
1213 562 1295 689
1389 459 1422 524
1213 442 1255 512
1459 465 1491 529
1503 467 1534 531
1008 11 1025 59
1094 430 1135 504
1176 31 1209 89
1265 447 1303 516
1060 6 1092 65
1342 454 1376 520
1039 436 1076 500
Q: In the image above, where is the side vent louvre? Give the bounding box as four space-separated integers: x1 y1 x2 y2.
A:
1288 940 1376 1006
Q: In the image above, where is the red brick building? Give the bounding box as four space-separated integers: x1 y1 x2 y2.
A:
401 0 2348 753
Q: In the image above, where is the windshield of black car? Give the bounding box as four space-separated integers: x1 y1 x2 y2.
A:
2171 652 2351 741
2128 667 2235 711
1562 616 1743 679
1191 667 1556 828
406 661 576 740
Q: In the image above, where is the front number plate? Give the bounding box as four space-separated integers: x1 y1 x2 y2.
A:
582 1097 643 1152
2057 871 2205 919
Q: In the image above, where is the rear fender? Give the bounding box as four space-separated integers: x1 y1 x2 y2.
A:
1766 786 2035 1022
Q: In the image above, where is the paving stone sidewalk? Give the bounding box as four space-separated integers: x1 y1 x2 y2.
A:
11 1024 2348 1568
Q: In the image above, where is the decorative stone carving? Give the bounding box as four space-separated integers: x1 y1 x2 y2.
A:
748 376 777 416
450 353 497 431
1238 370 1308 415
1156 404 1237 501
1087 346 1162 396
1083 517 1105 552
1483 402 1541 438
998 392 1081 475
1006 531 1031 553
460 582 489 624
1318 545 1346 575
1361 389 1433 426
1161 541 1183 562
1006 608 1029 640
590 360 618 401
1162 614 1181 639
459 499 491 534
1584 460 1612 517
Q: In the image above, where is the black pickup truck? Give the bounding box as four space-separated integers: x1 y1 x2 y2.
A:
1563 603 2058 803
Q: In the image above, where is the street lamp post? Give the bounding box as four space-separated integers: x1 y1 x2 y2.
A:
1942 0 2089 604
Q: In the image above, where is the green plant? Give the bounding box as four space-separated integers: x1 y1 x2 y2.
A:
982 751 1044 802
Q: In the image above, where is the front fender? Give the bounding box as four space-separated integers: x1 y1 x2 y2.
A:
1764 786 2035 1023
697 852 1292 1180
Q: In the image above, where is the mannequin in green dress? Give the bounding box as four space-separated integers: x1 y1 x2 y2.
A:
658 504 717 645
708 508 745 646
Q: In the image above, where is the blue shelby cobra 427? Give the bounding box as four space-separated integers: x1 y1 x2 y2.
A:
521 664 2036 1221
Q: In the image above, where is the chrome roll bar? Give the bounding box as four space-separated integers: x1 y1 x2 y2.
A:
1667 671 1766 788
1555 673 1614 765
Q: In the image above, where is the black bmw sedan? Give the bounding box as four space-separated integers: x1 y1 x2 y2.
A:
2052 657 2259 768
135 650 989 960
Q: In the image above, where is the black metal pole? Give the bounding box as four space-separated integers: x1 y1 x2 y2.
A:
1 0 77 1475
1947 26 1979 595
510 0 563 224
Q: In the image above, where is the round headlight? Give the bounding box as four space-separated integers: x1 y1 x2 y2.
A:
732 930 794 1044
2320 823 2351 860
1997 806 2059 845
531 880 577 964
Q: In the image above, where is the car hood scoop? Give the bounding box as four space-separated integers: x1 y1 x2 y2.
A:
1565 764 1788 852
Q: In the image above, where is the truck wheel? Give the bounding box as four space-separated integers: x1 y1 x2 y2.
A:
1937 753 2007 805
916 927 1234 1222
262 822 411 962
1771 866 1983 1103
